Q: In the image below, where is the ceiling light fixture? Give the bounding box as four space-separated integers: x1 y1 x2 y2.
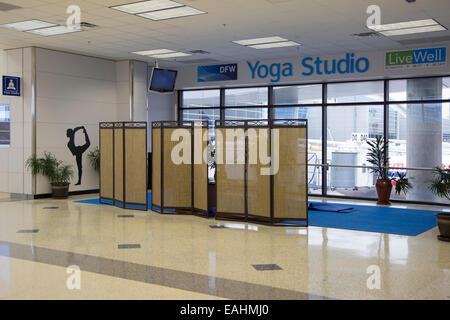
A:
111 0 182 14
0 19 56 31
233 36 301 49
132 49 175 55
368 18 446 36
248 41 301 49
26 25 82 36
379 25 446 36
151 52 191 59
131 49 191 59
233 36 288 46
111 0 206 21
137 6 206 20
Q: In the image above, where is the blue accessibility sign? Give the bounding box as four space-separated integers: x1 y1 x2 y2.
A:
3 75 21 96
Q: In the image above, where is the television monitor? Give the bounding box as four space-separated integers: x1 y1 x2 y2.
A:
149 68 178 93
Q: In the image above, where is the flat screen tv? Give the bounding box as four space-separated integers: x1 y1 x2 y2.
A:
149 68 178 93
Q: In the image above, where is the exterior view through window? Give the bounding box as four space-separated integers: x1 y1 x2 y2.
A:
180 77 450 204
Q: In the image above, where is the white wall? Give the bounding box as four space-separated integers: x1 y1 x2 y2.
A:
35 48 117 194
0 48 33 195
132 60 148 122
115 60 131 121
147 86 176 150
1 47 170 196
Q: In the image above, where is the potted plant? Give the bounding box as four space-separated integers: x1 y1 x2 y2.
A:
366 136 412 205
87 146 100 172
25 152 74 199
429 167 450 241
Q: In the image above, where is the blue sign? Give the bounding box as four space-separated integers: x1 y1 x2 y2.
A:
248 61 293 83
301 53 370 76
198 64 237 82
2 76 21 96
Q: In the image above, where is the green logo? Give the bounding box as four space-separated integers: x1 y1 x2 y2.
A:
386 50 413 66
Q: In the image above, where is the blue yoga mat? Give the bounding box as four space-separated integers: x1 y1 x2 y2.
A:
308 202 355 213
285 201 437 236
75 193 175 213
75 193 438 236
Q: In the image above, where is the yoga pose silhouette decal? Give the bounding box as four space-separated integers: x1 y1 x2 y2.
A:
67 126 91 185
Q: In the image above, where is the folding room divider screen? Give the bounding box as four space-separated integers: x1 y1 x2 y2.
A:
99 122 148 210
214 119 308 226
151 121 209 216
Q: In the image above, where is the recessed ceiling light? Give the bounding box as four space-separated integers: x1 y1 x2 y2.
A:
26 25 82 36
0 19 56 31
368 19 438 32
379 24 446 36
151 52 191 59
248 41 301 49
111 0 183 14
233 36 288 46
132 49 175 55
137 6 206 20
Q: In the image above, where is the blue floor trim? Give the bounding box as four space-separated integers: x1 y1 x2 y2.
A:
75 194 438 236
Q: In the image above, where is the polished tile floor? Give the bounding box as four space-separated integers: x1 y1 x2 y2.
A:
0 194 449 300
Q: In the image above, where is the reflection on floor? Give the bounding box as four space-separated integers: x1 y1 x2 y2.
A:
0 194 449 300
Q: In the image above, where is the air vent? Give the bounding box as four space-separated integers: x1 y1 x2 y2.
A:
178 58 220 65
80 22 98 29
351 32 380 37
0 2 21 11
189 49 210 54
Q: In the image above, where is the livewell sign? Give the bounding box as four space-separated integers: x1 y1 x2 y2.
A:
385 47 447 69
197 64 238 82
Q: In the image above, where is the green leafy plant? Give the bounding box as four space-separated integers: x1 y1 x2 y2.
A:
25 152 74 186
366 136 412 195
366 136 389 180
394 172 412 196
88 146 100 172
429 167 450 200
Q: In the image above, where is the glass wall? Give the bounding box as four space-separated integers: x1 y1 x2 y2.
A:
274 106 322 194
179 76 450 204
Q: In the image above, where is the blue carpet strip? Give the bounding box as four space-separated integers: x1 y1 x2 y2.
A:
74 193 438 236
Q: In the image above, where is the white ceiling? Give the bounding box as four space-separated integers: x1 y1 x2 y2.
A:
0 0 450 67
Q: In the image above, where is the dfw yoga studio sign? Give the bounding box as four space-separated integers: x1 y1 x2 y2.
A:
2 75 21 96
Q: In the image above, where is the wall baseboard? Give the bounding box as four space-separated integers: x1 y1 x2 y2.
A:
33 189 99 199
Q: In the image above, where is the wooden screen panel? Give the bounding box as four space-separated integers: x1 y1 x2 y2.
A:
247 128 271 218
152 128 161 207
216 128 245 215
193 127 208 211
125 127 147 205
273 127 308 219
114 127 124 203
100 128 113 199
163 127 191 208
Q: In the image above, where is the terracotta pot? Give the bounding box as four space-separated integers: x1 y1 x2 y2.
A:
376 179 392 205
436 213 450 241
51 183 69 199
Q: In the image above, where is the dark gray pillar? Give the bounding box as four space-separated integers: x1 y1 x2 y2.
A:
406 78 442 202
